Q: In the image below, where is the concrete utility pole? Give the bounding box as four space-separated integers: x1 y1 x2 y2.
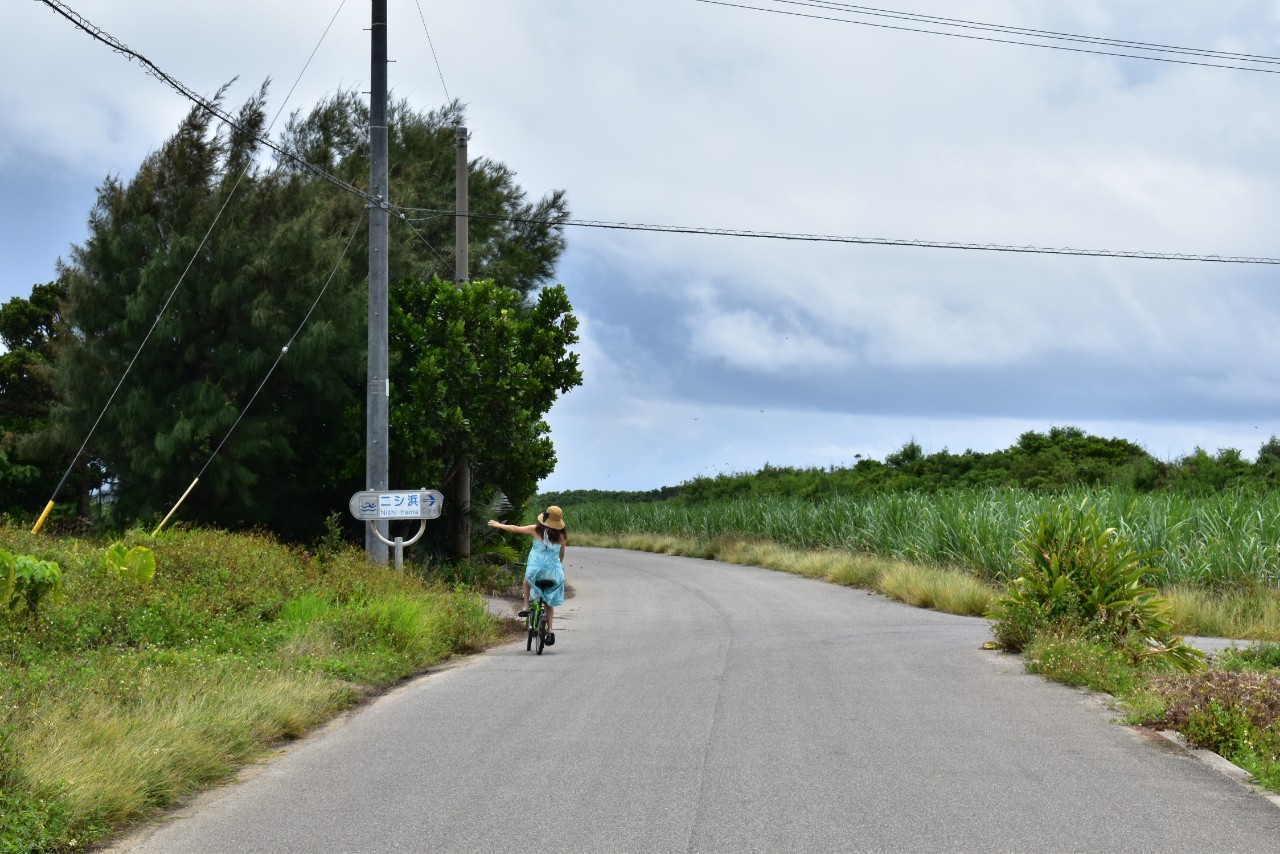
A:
454 125 471 558
366 0 390 564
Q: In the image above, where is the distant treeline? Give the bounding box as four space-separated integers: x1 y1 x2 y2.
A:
540 426 1280 506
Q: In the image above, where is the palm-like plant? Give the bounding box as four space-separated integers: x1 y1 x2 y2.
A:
991 499 1204 672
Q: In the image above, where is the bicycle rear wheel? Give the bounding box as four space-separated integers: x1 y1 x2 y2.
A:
535 611 547 655
526 604 537 651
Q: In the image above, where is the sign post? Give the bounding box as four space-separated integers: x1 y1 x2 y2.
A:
348 489 444 570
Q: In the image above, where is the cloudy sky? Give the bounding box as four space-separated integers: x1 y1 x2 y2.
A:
6 0 1280 494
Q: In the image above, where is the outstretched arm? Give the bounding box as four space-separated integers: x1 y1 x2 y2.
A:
487 520 537 536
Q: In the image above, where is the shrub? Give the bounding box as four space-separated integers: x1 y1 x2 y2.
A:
1 551 63 627
988 500 1202 671
1152 669 1280 766
101 543 156 585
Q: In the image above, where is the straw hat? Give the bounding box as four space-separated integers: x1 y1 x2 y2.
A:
538 506 566 530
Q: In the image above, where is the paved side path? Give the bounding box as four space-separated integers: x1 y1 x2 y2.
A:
113 547 1280 853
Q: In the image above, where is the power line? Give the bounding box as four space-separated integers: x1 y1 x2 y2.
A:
34 0 366 527
38 0 383 207
772 0 1280 65
413 0 451 103
196 213 367 483
47 0 1273 271
695 0 1280 75
398 208 1280 265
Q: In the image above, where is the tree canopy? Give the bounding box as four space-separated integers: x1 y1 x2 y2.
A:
389 277 581 554
0 282 66 515
40 86 576 541
634 426 1280 506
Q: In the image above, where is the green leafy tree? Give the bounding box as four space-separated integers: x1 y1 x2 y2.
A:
51 87 368 538
388 277 581 554
49 86 571 541
279 94 568 296
0 282 67 516
1169 447 1252 495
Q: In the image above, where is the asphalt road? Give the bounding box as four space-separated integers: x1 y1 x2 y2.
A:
111 547 1280 853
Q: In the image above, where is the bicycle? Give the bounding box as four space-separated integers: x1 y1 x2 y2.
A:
525 579 558 655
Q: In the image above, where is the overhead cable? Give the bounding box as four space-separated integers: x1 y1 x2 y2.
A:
38 0 383 206
695 0 1280 75
787 0 1280 65
413 0 452 103
397 208 1280 265
152 212 367 535
34 0 362 532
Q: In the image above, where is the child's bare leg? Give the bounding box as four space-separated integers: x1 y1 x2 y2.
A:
546 605 554 632
522 579 530 609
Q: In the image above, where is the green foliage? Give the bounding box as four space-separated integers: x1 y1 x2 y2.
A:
315 512 347 560
568 485 1280 604
102 543 157 585
1024 633 1137 695
1218 642 1280 672
52 85 366 540
988 500 1203 671
0 523 503 851
1150 669 1280 781
46 89 570 542
1 550 63 625
0 282 69 517
567 427 1280 509
389 277 581 552
0 788 88 854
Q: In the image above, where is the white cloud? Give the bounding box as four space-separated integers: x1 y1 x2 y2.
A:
9 0 1280 492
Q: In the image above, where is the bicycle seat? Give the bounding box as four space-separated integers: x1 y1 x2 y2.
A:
534 579 559 590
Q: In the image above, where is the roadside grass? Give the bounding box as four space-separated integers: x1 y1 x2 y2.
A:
572 532 1280 641
0 524 505 853
1165 586 1280 643
573 531 996 618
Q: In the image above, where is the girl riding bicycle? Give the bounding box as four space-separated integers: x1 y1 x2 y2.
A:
487 506 567 645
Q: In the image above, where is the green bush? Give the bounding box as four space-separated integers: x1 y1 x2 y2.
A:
989 500 1203 672
0 524 505 852
0 789 88 854
0 550 63 626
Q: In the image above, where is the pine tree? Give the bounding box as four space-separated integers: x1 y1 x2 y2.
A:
0 282 66 515
53 87 366 537
50 87 575 540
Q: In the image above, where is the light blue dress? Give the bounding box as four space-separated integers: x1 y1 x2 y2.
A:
525 535 565 606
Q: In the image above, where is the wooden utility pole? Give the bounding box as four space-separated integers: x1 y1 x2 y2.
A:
454 125 471 558
366 0 390 564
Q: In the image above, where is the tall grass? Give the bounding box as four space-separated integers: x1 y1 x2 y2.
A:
0 524 505 852
569 488 1280 589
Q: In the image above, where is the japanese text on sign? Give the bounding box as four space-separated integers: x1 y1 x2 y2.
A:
348 489 443 521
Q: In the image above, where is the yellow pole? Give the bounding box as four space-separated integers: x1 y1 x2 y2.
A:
151 478 200 537
30 500 55 535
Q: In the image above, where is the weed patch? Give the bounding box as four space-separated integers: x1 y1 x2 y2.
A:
0 524 505 852
1024 634 1137 696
